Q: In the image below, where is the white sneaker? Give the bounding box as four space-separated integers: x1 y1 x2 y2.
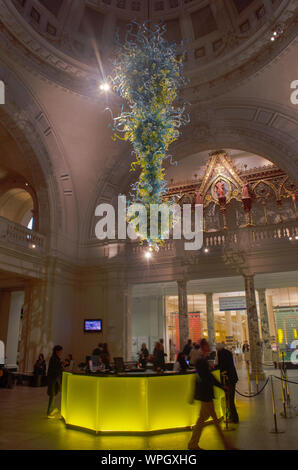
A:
47 408 59 418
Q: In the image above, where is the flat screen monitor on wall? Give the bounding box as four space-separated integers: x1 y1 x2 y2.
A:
84 319 102 333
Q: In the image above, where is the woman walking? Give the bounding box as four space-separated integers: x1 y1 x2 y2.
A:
188 339 234 450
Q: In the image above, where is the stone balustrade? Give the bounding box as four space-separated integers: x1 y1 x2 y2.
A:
0 215 296 261
128 220 298 257
0 216 46 253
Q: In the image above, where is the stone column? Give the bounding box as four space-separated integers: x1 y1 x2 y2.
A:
19 278 52 373
266 294 277 338
123 286 132 362
244 316 249 341
244 275 264 379
205 293 215 348
106 272 132 361
257 289 272 361
177 280 189 351
236 311 244 343
225 311 233 337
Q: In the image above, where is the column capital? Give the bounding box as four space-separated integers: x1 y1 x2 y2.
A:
243 273 255 280
257 287 266 294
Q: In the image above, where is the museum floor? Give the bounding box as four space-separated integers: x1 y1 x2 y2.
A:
1 365 298 450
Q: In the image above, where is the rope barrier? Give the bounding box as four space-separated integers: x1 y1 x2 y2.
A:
272 375 298 386
235 377 269 398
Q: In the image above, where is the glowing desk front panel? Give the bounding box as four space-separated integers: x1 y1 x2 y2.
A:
61 372 224 433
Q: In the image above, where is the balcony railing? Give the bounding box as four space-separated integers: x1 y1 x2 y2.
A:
129 220 298 257
0 216 46 253
206 221 298 250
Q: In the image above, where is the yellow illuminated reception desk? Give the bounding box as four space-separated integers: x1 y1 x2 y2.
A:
61 371 224 434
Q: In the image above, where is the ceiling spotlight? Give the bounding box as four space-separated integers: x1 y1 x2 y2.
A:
273 31 277 36
99 82 110 92
271 37 275 41
204 248 209 253
145 251 152 259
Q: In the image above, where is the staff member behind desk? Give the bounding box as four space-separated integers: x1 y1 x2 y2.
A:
138 343 149 368
182 339 193 360
153 342 165 371
173 352 189 372
88 355 105 373
47 345 63 418
216 343 239 424
63 354 74 372
101 343 111 370
189 343 201 366
188 339 233 450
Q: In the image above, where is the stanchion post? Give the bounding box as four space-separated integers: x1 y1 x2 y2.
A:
283 361 297 418
280 368 287 418
223 373 229 430
284 362 291 404
247 363 251 394
221 371 235 433
270 376 284 434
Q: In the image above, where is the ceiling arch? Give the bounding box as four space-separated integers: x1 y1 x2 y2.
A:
0 188 33 226
83 98 298 244
0 59 80 250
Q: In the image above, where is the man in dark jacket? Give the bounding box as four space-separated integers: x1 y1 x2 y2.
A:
47 345 63 418
182 339 193 359
188 339 232 450
216 343 239 423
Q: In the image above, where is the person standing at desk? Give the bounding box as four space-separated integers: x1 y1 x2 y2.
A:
47 345 63 418
216 343 239 424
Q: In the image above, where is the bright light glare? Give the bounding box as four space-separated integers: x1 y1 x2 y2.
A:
100 82 110 92
145 251 152 259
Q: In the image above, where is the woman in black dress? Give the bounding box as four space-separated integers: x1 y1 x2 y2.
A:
47 345 63 418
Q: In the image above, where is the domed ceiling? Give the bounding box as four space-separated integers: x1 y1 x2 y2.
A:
1 0 298 100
